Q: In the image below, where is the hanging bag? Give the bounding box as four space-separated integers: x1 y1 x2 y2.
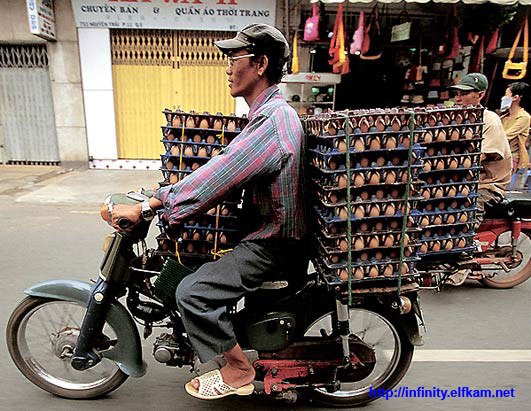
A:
304 3 320 42
503 13 528 80
360 5 383 60
486 28 499 54
391 8 411 43
328 4 350 75
350 11 365 54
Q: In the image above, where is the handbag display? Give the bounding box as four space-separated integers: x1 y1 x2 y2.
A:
502 13 528 80
304 3 320 42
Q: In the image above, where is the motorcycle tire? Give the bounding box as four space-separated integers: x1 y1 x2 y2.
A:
480 229 531 289
308 306 414 407
6 297 129 399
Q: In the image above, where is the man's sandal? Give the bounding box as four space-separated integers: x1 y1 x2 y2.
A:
184 369 254 400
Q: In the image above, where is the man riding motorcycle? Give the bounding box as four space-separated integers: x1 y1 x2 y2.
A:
111 24 309 400
447 73 513 285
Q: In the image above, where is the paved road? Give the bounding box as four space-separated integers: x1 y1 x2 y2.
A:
0 169 530 410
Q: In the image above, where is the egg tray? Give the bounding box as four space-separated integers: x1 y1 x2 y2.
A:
162 109 248 132
161 139 227 156
418 195 478 211
419 170 480 186
314 201 423 223
310 170 423 192
418 237 476 258
317 226 422 247
314 259 420 286
314 187 423 208
160 154 210 172
413 106 484 127
419 182 479 201
316 198 421 222
421 154 481 172
305 110 418 138
308 130 423 153
417 123 483 143
316 234 421 258
316 216 420 239
161 127 237 145
419 210 477 228
308 144 424 163
422 139 482 157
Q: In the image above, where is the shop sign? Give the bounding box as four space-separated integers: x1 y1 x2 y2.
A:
26 0 56 41
391 21 411 43
71 0 276 31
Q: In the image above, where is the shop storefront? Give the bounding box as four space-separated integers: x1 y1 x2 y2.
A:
290 0 530 115
71 0 277 166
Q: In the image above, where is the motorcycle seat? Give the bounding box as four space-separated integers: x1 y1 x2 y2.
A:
485 192 531 219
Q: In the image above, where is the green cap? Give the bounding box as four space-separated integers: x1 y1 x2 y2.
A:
214 24 290 59
450 73 489 92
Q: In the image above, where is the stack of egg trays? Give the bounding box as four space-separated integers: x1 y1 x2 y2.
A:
155 109 248 262
414 106 483 258
305 109 425 286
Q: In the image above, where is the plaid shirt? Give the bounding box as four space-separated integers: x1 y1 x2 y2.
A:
155 85 307 241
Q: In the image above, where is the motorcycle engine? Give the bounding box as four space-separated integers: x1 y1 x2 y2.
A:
245 311 296 351
153 333 192 367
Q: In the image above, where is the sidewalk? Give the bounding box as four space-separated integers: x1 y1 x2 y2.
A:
0 165 161 205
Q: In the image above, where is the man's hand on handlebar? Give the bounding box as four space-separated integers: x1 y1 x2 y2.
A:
111 204 142 231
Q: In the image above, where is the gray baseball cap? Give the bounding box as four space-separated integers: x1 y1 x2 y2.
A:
449 73 489 92
215 24 290 59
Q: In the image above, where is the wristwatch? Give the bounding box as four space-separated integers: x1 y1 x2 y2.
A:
140 200 156 221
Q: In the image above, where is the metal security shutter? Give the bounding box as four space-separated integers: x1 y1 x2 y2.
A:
0 45 59 165
111 29 234 159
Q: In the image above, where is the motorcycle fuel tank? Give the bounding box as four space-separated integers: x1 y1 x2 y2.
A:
246 312 296 352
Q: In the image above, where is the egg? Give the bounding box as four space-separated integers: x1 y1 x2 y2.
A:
354 237 365 250
464 128 474 139
192 230 201 241
329 193 339 204
360 222 370 232
376 156 386 166
338 174 348 189
211 148 221 157
198 147 208 157
329 159 339 170
385 203 396 216
375 117 386 132
447 187 457 197
432 215 443 225
436 129 447 141
391 116 401 131
441 147 448 155
401 136 410 148
447 159 458 170
368 236 380 248
427 147 436 156
339 269 349 281
457 238 466 248
461 186 470 196
391 188 400 199
329 224 339 234
459 212 468 223
444 239 453 250
360 252 369 261
420 243 428 253
423 161 432 172
423 130 433 143
191 162 200 171
207 207 216 215
368 266 379 277
354 173 365 187
384 234 395 247
172 115 181 127
330 255 340 264
169 173 179 184
447 214 456 224
369 137 381 150
360 156 370 168
375 189 385 199
455 113 464 124
420 217 429 227
369 172 380 185
360 190 370 200
354 268 365 279
339 207 349 220
165 159 174 169
185 116 197 128
390 220 399 229
337 139 347 153
375 221 385 230
434 188 444 198
170 145 180 156
462 157 472 168
375 251 383 260
340 239 349 252
436 160 445 170
354 138 365 151
392 156 401 166
369 204 380 217
385 136 397 149
385 171 396 184
401 262 409 274
213 118 223 130
383 264 393 277
442 113 451 125
199 118 209 129
167 133 175 141
428 114 437 127
431 241 441 252
450 200 458 209
186 243 195 253
422 189 430 200
450 129 460 141
354 206 365 219
226 119 237 132
359 118 370 133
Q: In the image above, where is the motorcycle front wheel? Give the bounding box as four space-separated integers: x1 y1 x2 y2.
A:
480 229 531 289
305 307 414 407
6 297 128 399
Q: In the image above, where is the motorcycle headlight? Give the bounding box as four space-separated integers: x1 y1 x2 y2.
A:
102 233 115 253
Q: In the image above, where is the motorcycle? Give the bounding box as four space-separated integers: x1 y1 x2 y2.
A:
6 190 424 407
419 191 531 289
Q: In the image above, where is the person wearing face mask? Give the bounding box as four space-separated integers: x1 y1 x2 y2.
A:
500 82 531 187
450 73 512 224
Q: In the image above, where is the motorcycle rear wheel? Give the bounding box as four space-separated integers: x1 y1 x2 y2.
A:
306 307 413 407
480 229 531 289
6 297 128 399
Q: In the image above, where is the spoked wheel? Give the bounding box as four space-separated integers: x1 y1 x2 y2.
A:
6 297 128 399
480 230 531 289
305 307 413 407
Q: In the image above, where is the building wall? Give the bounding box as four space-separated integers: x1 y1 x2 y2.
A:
0 0 88 167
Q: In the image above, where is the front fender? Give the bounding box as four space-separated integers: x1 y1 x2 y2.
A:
25 279 147 378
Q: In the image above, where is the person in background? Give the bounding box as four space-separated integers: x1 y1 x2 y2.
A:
447 73 512 285
500 82 531 189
